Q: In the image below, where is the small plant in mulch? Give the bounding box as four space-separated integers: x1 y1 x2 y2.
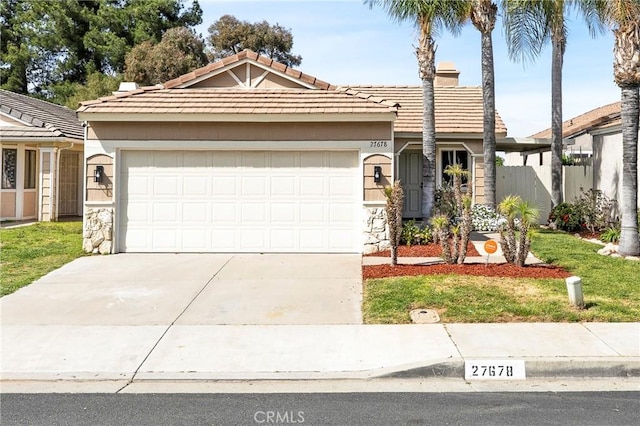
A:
384 180 404 266
498 195 539 267
430 164 473 265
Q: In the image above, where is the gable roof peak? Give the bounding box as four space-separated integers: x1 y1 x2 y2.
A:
162 50 333 91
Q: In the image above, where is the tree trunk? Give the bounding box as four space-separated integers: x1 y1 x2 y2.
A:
550 35 564 208
472 0 498 210
618 86 640 256
418 34 437 220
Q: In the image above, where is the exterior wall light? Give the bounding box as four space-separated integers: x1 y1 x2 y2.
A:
373 166 382 183
94 165 104 183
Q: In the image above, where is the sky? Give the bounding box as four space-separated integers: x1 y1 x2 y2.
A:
195 0 621 138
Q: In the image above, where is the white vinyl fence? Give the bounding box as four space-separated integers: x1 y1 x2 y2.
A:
496 165 593 223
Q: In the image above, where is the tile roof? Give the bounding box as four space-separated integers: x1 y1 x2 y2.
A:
163 49 334 90
0 89 84 140
77 87 398 117
346 85 507 136
529 101 622 139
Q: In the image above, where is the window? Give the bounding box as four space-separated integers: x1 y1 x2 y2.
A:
2 148 17 189
441 149 469 187
25 150 36 189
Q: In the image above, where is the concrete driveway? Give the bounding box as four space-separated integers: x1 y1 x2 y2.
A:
0 254 363 326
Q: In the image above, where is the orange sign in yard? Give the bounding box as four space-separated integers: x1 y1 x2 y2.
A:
484 240 498 254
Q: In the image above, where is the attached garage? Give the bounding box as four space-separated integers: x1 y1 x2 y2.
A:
119 150 360 253
78 50 397 255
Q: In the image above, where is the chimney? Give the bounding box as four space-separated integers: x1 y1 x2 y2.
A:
113 82 139 95
435 62 460 86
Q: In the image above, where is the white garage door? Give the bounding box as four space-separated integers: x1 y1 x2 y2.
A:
119 150 360 253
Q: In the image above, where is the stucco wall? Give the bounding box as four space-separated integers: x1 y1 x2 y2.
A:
88 121 392 142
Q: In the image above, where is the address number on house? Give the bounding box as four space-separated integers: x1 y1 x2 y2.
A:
370 141 388 148
464 360 526 380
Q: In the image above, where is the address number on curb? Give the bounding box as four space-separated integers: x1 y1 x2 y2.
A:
464 360 526 380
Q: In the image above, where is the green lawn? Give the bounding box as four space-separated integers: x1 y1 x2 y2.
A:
0 221 85 296
363 230 640 323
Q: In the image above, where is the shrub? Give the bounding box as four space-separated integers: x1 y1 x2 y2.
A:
471 204 506 232
433 183 457 223
384 181 404 266
548 202 582 232
573 188 614 232
431 165 473 264
600 225 621 243
401 220 432 246
498 195 540 267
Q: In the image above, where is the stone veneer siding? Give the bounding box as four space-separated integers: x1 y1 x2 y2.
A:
363 207 390 254
83 207 114 254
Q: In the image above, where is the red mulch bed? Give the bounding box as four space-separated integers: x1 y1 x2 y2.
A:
366 241 481 258
363 263 571 280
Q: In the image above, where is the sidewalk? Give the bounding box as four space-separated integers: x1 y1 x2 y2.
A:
2 323 639 383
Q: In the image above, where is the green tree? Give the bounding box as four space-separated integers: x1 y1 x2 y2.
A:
596 0 640 256
207 15 302 67
1 0 202 100
468 0 499 209
502 0 603 209
366 0 467 219
124 27 208 85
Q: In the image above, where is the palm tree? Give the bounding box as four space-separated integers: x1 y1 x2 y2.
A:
468 0 498 209
596 0 640 256
366 0 467 219
502 0 603 209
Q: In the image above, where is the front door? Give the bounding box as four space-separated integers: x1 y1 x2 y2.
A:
399 151 422 219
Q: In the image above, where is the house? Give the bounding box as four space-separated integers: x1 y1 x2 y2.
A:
1 90 84 222
77 50 543 254
507 101 640 213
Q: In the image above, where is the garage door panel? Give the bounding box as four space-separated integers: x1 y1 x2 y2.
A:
183 176 208 195
329 176 356 196
212 203 237 222
270 176 296 196
120 150 359 253
299 203 325 223
126 202 150 222
153 176 179 196
240 229 265 249
152 202 178 222
183 202 208 222
270 229 296 250
213 177 237 196
299 176 325 196
242 151 267 168
241 203 266 222
152 229 178 250
270 203 295 222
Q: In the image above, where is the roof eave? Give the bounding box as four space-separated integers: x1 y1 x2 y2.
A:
0 135 83 143
77 112 397 123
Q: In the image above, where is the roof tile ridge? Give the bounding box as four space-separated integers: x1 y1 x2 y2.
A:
336 87 399 110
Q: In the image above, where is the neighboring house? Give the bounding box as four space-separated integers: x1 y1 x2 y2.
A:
77 50 546 254
506 102 640 212
1 90 84 222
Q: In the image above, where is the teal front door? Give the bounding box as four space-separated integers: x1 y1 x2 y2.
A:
399 151 422 219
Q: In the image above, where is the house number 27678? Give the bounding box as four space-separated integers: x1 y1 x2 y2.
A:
370 141 388 148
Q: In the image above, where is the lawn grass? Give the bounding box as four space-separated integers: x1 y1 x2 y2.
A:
0 221 85 296
363 230 640 323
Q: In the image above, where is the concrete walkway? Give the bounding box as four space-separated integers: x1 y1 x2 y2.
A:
2 323 638 383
